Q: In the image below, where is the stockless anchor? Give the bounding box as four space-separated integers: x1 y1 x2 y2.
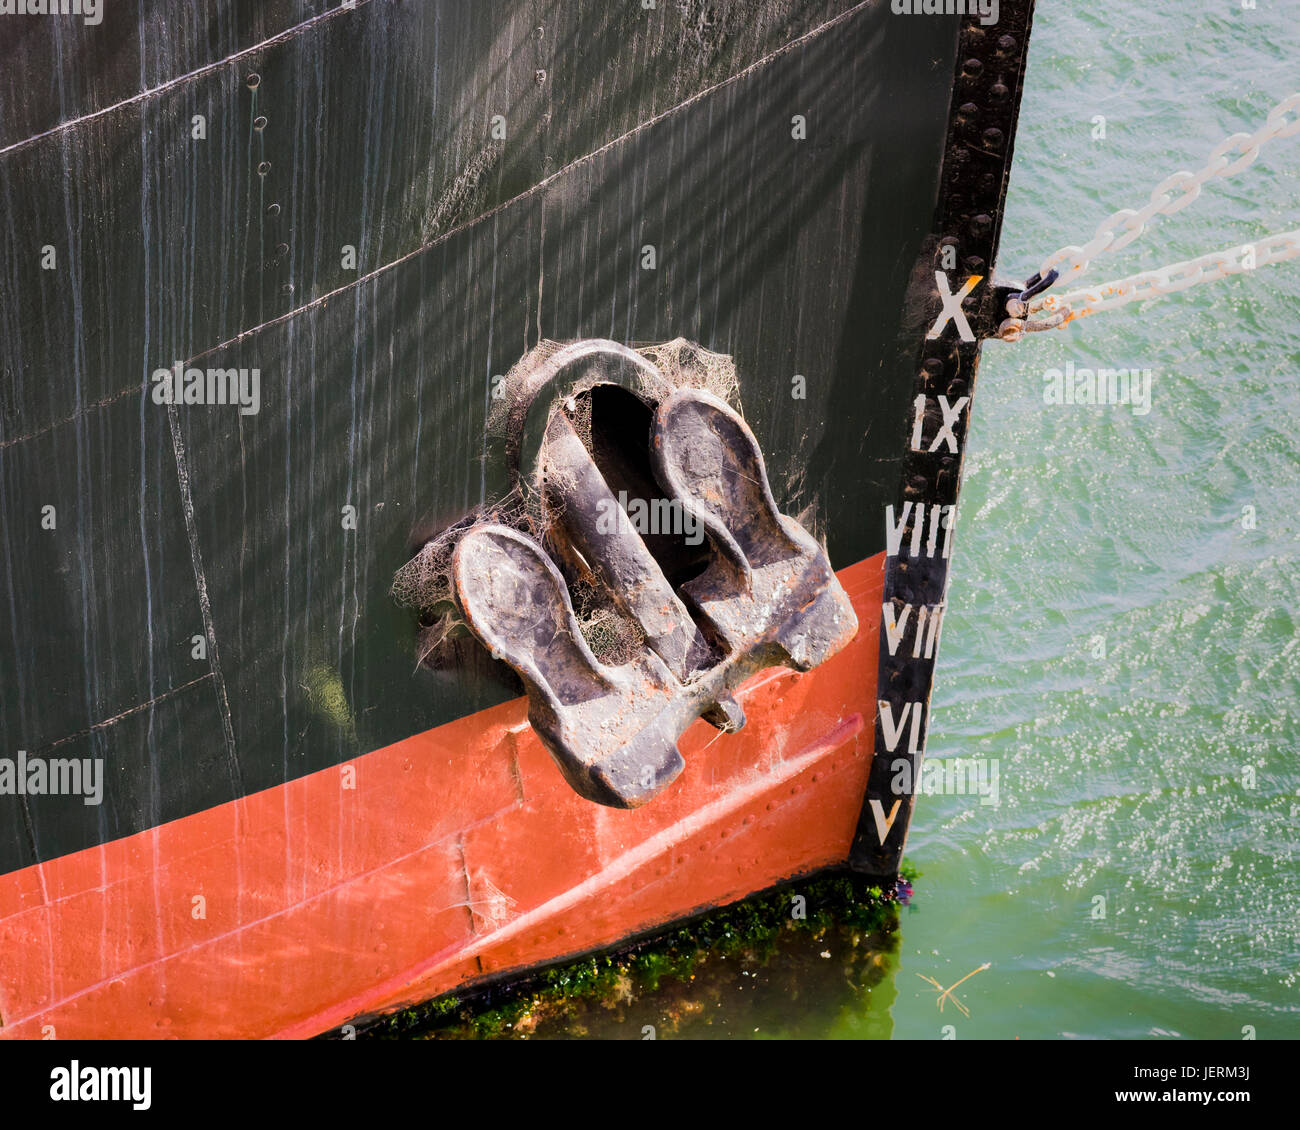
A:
416 340 859 808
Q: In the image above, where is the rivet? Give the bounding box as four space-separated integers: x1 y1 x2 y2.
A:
246 73 260 89
970 213 993 237
257 160 271 176
989 82 1010 103
266 202 280 216
983 127 1004 149
253 115 267 130
962 57 983 77
998 34 1017 54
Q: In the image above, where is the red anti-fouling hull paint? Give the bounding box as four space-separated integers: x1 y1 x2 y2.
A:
0 556 882 1040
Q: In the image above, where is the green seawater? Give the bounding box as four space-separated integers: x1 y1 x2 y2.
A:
894 0 1300 1040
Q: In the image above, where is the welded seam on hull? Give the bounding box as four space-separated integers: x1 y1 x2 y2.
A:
0 0 379 158
0 0 883 460
0 382 149 450
0 0 884 460
23 673 215 756
179 0 881 363
164 403 242 797
0 0 880 454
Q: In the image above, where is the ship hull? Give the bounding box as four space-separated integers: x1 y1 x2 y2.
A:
0 1 1035 1037
0 556 879 1039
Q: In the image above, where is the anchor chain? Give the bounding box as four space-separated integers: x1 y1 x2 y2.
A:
996 92 1300 339
1036 92 1300 288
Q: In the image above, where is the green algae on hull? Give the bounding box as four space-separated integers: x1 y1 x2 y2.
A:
357 865 919 1040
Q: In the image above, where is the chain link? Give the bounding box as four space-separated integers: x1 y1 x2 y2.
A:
1011 230 1300 332
1035 92 1300 287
